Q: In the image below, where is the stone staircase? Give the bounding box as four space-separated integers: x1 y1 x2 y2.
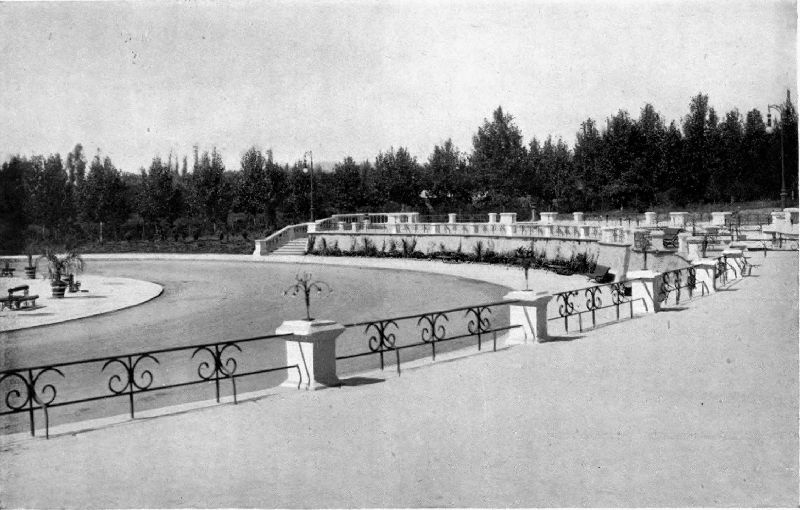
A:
269 238 308 256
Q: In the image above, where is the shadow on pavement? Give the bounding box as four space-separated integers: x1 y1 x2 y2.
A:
339 377 385 387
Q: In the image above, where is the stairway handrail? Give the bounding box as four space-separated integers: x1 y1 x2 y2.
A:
252 223 311 255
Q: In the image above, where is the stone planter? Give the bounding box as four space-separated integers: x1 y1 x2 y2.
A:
51 280 67 299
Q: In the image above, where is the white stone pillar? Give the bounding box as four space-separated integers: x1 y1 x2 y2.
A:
771 211 788 227
499 212 517 224
686 236 705 260
530 208 538 222
350 222 359 232
692 258 717 294
722 249 744 279
541 225 554 237
600 227 616 244
488 213 498 224
644 211 657 226
578 225 592 239
448 213 457 224
503 291 552 344
670 211 689 227
573 212 584 223
277 320 345 390
625 270 662 314
677 232 691 255
540 212 557 224
363 219 371 230
337 221 346 231
711 211 732 226
252 239 267 256
649 230 666 250
409 212 420 223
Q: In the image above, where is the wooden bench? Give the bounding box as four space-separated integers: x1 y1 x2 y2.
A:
1 285 39 310
0 266 15 277
587 264 613 283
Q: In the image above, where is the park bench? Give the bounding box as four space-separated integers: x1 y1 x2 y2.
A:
1 285 39 311
587 264 613 283
0 264 15 277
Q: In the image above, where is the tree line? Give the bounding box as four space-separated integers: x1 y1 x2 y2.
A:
0 92 796 253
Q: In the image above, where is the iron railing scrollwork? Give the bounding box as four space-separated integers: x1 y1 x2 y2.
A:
102 354 159 419
0 368 64 439
0 333 300 439
192 342 242 404
658 266 702 305
551 281 642 332
465 305 493 351
341 301 519 376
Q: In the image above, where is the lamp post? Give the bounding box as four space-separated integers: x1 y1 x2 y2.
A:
302 151 314 222
766 90 789 210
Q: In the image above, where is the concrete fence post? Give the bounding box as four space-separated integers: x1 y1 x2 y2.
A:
677 232 690 255
277 320 345 390
692 258 717 294
499 212 517 225
488 213 498 224
540 212 557 224
649 230 666 250
503 291 552 344
578 225 592 239
625 270 662 314
686 236 705 260
448 213 457 224
572 211 584 223
711 211 732 226
644 211 657 226
722 249 744 279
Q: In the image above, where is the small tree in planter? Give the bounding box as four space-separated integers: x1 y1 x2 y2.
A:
43 248 85 298
23 241 39 279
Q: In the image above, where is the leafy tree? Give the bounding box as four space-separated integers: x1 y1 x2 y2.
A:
139 156 184 232
0 156 31 252
82 153 129 230
189 148 232 230
424 139 472 212
24 154 71 232
470 106 528 208
374 147 423 210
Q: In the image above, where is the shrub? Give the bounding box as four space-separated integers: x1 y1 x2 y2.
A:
473 240 484 262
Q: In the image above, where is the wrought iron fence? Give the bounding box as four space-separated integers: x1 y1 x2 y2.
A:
714 255 740 286
657 266 705 306
549 281 646 333
340 301 520 376
0 333 299 439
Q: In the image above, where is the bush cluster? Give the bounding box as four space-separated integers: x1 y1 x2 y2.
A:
308 236 597 276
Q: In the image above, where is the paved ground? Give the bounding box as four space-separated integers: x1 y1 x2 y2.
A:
0 251 797 507
0 274 162 332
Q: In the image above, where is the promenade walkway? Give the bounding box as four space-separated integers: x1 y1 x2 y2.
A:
1 252 797 507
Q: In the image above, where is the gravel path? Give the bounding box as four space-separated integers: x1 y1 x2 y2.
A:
0 251 796 507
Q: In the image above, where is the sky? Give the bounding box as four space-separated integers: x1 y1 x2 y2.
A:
0 0 796 173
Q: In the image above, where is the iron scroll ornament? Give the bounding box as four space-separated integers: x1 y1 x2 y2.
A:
0 367 64 438
101 354 160 418
192 342 242 403
418 312 449 361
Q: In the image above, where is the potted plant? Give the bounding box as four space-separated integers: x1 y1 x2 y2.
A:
23 241 39 279
43 248 85 298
